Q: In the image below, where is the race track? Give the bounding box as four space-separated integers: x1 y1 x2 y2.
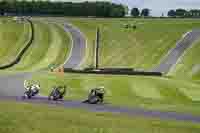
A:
0 19 200 123
153 29 200 73
63 23 86 68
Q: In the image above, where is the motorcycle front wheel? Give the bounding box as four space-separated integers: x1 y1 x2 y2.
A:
24 92 31 99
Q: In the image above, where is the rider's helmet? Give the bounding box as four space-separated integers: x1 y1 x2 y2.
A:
28 82 40 93
99 86 105 89
24 80 32 90
97 86 105 94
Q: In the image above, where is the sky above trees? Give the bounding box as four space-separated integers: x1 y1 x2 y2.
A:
47 0 200 16
112 0 200 16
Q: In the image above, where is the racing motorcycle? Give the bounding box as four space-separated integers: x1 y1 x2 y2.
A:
23 84 40 99
83 87 105 104
48 86 66 101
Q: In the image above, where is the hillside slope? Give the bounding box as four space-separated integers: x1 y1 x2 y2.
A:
68 18 200 70
171 39 200 80
10 21 71 71
0 19 31 66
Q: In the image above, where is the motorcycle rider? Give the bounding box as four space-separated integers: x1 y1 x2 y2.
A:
30 84 40 95
94 86 105 102
50 85 66 100
24 80 40 96
84 86 105 104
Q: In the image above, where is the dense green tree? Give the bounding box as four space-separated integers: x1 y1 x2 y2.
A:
175 9 187 17
0 1 126 17
109 3 126 17
189 9 200 17
131 8 140 17
168 10 176 17
141 8 150 17
167 9 200 18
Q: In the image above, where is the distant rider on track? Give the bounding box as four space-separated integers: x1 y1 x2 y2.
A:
48 85 67 101
24 80 40 98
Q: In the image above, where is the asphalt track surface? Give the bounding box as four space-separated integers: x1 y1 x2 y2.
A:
63 23 86 68
0 19 200 123
153 29 200 73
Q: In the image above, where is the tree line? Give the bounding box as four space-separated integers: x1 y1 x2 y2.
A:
130 7 200 18
168 9 200 18
1 1 199 18
0 1 126 17
131 8 150 17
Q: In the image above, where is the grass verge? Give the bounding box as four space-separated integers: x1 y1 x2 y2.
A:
0 101 200 133
171 39 200 80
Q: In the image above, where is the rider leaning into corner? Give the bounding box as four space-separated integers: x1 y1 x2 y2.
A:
53 86 66 97
24 80 40 95
48 85 67 101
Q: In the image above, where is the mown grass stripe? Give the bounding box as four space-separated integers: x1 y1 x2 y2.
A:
10 21 51 70
0 19 34 69
158 87 191 103
28 23 64 70
179 88 200 101
131 85 162 100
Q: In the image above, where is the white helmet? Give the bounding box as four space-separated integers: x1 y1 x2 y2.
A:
99 86 105 89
